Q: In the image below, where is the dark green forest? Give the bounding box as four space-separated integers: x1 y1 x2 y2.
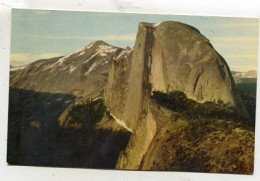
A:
151 83 256 128
62 98 110 128
151 91 237 120
236 83 257 126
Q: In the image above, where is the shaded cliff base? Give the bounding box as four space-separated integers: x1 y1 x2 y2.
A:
7 88 131 168
7 88 255 174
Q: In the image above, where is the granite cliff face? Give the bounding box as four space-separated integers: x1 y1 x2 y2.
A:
104 21 252 171
105 21 248 130
152 23 231 101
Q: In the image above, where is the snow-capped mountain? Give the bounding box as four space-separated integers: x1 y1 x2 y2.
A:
10 40 132 98
232 70 257 79
232 70 257 83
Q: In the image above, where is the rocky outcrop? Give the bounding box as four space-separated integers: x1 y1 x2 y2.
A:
104 23 157 169
104 21 250 170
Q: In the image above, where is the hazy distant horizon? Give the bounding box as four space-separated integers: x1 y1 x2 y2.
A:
11 9 258 72
9 40 257 73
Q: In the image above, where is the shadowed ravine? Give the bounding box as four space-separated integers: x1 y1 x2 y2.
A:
8 88 131 168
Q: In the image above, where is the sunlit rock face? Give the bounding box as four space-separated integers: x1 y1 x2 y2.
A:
10 40 124 99
150 21 247 116
104 21 249 169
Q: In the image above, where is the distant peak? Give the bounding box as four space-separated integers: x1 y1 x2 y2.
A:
84 40 120 51
247 70 257 73
93 40 107 44
10 64 28 72
232 69 257 78
86 40 108 48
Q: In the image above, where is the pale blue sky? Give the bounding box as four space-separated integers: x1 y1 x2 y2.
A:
11 9 258 72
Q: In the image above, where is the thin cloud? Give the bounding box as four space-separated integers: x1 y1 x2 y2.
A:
10 53 62 66
225 54 258 59
211 36 258 42
218 22 258 28
22 33 136 41
231 65 258 72
101 34 136 41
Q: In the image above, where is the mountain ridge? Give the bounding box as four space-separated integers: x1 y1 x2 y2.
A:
10 40 131 98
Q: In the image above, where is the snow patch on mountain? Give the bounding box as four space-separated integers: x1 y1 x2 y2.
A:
78 50 86 56
110 113 133 133
232 70 257 78
85 61 99 76
101 60 109 65
84 44 119 63
85 41 96 49
10 64 28 72
153 22 162 27
69 66 77 73
98 44 117 53
100 52 107 57
56 47 84 65
84 52 99 64
116 48 132 59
